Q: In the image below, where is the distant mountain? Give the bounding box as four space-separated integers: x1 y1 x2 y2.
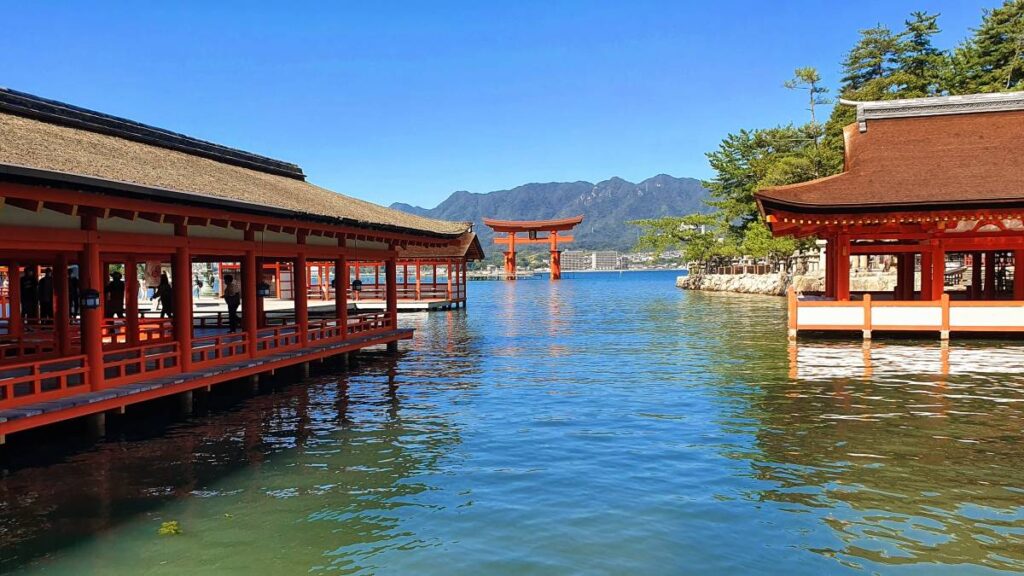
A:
390 174 709 252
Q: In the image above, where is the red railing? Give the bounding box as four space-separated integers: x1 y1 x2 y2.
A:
255 324 302 352
101 319 173 346
0 354 88 409
191 333 248 367
0 334 57 361
308 319 345 343
102 342 179 386
348 312 391 336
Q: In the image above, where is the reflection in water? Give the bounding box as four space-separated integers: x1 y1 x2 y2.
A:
1 273 1022 575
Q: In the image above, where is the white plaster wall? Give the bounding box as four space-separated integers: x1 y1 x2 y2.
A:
798 306 864 326
950 306 1024 328
187 224 244 240
872 306 942 327
99 216 174 235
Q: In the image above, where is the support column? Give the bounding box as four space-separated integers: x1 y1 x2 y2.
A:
81 216 104 390
295 238 308 345
335 254 348 332
9 260 22 337
244 232 259 357
550 231 561 280
415 261 421 300
125 255 139 346
1015 250 1024 301
374 264 380 294
971 253 982 300
506 232 516 279
931 245 945 301
54 254 70 356
173 226 193 373
897 254 914 300
984 251 996 299
836 235 851 301
921 246 934 301
824 237 836 298
386 255 398 329
446 260 453 299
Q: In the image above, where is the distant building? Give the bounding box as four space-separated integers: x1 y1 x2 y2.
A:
593 251 619 270
562 250 592 271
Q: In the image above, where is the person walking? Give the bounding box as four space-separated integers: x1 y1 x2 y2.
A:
68 267 80 319
156 272 174 318
222 274 241 333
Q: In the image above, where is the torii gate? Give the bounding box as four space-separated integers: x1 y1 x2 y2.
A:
483 216 584 280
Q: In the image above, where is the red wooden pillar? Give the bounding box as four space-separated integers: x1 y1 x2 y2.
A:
931 245 945 301
984 251 996 300
244 231 259 357
824 238 836 298
920 246 934 301
9 261 22 337
374 264 380 296
335 255 348 330
836 235 851 301
54 254 70 355
506 232 517 279
970 253 982 300
1015 250 1024 301
462 260 468 301
446 259 453 299
415 261 421 300
173 224 193 372
385 256 398 328
125 255 140 345
550 231 562 280
81 216 104 390
295 239 308 345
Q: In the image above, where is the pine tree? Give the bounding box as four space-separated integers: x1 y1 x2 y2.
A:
894 12 948 96
952 0 1024 93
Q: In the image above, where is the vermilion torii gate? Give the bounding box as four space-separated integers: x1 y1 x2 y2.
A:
483 216 584 280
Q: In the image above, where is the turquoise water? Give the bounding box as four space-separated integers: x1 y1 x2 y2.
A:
2 270 1023 574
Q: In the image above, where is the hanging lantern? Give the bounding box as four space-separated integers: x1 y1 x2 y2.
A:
257 281 272 298
528 230 537 240
80 288 101 310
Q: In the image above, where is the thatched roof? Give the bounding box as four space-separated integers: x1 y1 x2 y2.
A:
0 88 469 237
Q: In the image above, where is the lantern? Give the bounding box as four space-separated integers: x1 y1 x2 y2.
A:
257 282 272 298
80 288 101 310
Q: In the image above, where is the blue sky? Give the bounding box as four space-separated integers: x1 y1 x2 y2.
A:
3 1 996 207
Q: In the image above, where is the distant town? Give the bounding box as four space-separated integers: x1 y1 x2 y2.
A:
474 249 688 275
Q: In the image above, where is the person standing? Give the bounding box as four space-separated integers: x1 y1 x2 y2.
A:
105 271 125 319
68 267 80 319
156 272 174 318
38 268 54 319
20 267 38 320
222 274 241 333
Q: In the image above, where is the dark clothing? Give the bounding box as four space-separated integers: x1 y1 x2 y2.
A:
20 275 38 319
223 284 241 333
38 275 54 319
69 276 80 318
105 278 125 318
351 278 363 292
156 282 174 318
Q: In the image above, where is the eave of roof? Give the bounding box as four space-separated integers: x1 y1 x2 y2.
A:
482 215 585 232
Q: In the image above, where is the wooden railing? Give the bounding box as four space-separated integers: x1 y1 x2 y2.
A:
789 287 1024 340
0 334 57 361
308 319 345 343
0 355 88 409
348 312 391 335
191 333 248 367
101 319 173 345
255 324 302 352
102 342 179 386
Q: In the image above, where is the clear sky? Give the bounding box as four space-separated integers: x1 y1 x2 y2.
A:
3 1 997 208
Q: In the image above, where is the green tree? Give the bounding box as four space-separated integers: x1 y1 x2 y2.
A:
951 0 1024 93
631 213 732 267
784 67 831 126
741 221 797 266
894 12 949 96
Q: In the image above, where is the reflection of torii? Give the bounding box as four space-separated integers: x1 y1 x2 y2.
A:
483 216 584 280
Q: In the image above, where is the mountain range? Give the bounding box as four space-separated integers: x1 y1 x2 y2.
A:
390 174 709 252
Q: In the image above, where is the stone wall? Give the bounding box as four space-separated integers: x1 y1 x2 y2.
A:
676 270 901 296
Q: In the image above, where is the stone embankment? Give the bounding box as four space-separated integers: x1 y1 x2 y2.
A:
676 270 899 296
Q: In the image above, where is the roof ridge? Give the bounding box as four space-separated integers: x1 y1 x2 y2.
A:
0 87 305 180
840 92 1024 126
